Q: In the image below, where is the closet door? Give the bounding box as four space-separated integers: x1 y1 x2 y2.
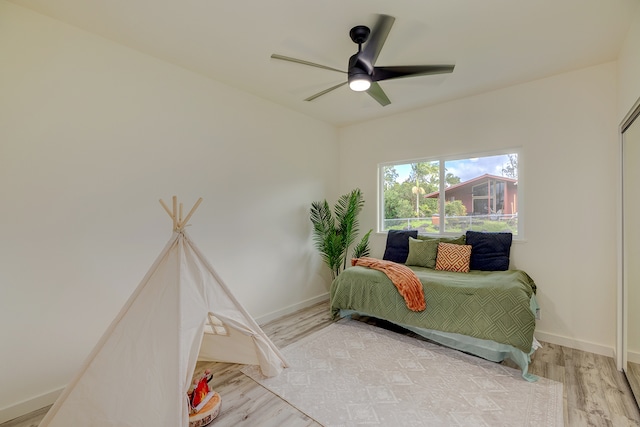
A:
623 106 640 405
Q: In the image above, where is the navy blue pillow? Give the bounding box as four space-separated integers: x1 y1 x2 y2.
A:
383 230 418 263
465 231 512 271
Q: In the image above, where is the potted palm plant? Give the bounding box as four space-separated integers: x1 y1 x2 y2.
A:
310 189 372 280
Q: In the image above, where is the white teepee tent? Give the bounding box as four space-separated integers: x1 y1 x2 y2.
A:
39 197 288 427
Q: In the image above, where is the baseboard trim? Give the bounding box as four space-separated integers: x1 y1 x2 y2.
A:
535 330 615 358
0 388 61 425
255 293 329 325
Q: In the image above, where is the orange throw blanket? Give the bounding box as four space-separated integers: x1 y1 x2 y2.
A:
351 257 426 312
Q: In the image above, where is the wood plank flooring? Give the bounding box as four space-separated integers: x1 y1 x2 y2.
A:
628 362 640 408
3 300 639 427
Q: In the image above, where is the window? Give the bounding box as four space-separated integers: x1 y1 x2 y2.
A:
204 313 229 336
379 152 519 236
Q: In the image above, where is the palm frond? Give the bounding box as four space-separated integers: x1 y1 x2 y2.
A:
335 189 364 271
352 229 372 259
310 201 333 248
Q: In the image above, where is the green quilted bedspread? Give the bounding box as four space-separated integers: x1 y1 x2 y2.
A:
330 266 537 353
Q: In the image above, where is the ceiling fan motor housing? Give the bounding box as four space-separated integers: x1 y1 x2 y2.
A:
349 25 370 45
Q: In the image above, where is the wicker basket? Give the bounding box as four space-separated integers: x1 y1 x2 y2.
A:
189 392 221 427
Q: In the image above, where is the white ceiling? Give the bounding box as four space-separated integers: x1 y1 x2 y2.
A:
10 0 639 126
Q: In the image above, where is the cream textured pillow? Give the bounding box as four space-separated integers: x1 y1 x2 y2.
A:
435 242 472 273
405 237 439 268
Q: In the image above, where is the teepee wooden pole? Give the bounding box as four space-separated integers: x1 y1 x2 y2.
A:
159 196 203 231
159 199 173 219
172 196 178 231
180 197 203 229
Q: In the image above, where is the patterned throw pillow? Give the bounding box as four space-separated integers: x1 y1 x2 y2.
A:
405 237 440 268
435 242 472 273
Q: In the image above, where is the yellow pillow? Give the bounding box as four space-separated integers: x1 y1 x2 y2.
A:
435 242 472 273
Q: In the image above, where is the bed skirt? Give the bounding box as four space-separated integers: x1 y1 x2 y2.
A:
337 308 540 382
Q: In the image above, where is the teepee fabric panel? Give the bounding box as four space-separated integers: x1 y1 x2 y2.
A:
182 232 287 377
39 231 286 427
41 236 183 427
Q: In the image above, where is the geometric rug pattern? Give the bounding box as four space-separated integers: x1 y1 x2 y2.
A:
242 320 563 426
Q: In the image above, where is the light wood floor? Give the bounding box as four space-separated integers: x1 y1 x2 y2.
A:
3 300 639 427
628 362 640 408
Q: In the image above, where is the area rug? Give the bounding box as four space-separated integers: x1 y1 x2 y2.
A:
242 319 563 426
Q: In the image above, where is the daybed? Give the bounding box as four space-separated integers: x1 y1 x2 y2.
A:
330 230 539 381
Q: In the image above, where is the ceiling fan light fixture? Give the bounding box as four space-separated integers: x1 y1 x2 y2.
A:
348 71 371 92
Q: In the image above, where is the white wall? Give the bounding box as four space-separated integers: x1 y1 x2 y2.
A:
618 5 640 121
0 2 337 421
338 62 619 356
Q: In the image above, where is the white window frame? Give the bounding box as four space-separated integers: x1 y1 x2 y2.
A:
378 148 523 239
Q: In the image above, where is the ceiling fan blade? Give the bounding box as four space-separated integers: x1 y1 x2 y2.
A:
304 81 348 101
360 14 395 68
372 65 455 82
366 82 391 106
271 54 346 74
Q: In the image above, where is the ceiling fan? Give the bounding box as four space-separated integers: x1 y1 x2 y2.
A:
271 14 455 106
